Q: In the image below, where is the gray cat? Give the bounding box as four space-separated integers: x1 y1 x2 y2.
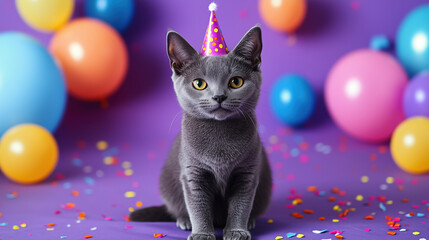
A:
130 26 272 240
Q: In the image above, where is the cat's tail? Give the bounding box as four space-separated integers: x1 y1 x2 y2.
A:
129 205 175 222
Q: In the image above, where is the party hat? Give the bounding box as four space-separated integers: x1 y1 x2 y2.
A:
201 2 229 56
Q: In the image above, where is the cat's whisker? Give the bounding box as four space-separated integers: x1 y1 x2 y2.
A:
168 110 184 134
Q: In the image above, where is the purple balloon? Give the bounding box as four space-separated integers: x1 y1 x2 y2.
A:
403 71 429 118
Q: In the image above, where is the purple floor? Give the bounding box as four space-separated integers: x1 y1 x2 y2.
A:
1 0 429 239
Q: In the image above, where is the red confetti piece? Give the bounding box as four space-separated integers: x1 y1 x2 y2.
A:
45 223 55 227
153 233 167 238
387 232 396 235
83 235 93 239
364 215 374 220
303 209 314 214
318 217 326 221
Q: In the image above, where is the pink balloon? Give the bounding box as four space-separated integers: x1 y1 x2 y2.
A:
325 49 407 142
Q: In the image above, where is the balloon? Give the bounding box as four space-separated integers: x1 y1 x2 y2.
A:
396 4 429 77
49 18 128 101
270 74 316 127
403 71 429 118
16 0 74 32
391 117 429 174
325 49 407 142
0 124 59 184
85 0 135 33
0 32 66 136
259 0 306 33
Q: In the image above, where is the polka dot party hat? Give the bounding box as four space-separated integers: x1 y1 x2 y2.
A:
201 2 229 56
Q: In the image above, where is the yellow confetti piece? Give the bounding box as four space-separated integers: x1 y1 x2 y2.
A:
13 225 19 230
386 200 393 205
332 219 340 223
128 207 135 212
124 169 134 176
96 141 108 150
333 205 341 212
136 201 143 207
275 236 284 240
386 176 394 184
297 234 305 238
292 199 303 205
361 176 369 183
20 223 26 228
355 195 363 201
413 232 420 235
104 156 114 165
46 228 55 231
267 219 273 223
122 161 131 169
125 191 136 198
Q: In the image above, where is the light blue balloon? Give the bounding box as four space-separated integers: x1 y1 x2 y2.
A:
396 4 429 77
85 0 135 33
0 32 66 136
270 74 316 127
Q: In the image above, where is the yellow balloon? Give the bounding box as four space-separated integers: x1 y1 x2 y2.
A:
16 0 74 31
391 117 429 174
0 124 58 184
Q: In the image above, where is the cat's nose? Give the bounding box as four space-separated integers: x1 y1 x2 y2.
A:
212 95 227 103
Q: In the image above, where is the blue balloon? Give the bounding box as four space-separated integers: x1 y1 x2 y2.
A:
85 0 135 33
0 32 66 136
270 74 316 127
396 4 429 77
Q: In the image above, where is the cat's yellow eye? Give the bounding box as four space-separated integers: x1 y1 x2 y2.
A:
192 79 207 90
229 77 244 89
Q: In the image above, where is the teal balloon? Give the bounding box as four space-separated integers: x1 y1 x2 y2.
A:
0 32 66 136
270 74 316 127
396 4 429 77
85 0 135 33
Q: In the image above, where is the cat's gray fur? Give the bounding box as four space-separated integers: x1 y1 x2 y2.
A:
130 26 272 240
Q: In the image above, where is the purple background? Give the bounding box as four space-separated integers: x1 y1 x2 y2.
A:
1 0 429 239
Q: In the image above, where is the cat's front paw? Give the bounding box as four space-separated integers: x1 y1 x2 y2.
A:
187 233 216 240
176 217 192 231
223 229 251 240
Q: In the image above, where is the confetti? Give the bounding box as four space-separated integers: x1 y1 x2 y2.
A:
83 235 93 239
364 215 374 220
286 232 296 238
97 141 108 150
355 195 363 201
413 232 421 235
387 232 396 235
275 237 284 240
312 229 328 234
296 234 304 238
379 202 386 212
267 219 273 223
12 225 19 230
153 233 167 238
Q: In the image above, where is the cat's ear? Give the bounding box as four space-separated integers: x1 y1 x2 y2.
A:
166 31 199 74
231 26 262 70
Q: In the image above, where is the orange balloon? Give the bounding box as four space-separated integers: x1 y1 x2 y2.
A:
259 0 307 33
49 18 128 101
0 124 58 184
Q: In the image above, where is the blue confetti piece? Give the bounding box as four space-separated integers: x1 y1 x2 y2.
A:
103 146 119 157
84 177 95 185
319 191 326 197
379 202 386 212
85 189 93 195
286 232 296 238
290 148 300 157
6 194 16 199
72 158 82 167
63 182 71 189
0 222 8 227
417 213 425 217
60 236 68 239
370 35 391 51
